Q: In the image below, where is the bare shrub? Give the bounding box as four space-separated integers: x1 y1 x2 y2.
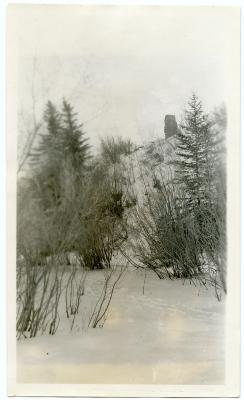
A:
74 159 132 270
16 251 66 338
131 181 202 280
130 168 226 297
88 266 125 328
101 136 135 164
17 176 83 338
65 263 87 331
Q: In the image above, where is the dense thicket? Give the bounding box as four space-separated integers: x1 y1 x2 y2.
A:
17 100 136 337
133 95 226 294
18 100 134 268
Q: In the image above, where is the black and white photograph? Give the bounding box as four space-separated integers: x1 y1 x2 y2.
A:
6 4 240 397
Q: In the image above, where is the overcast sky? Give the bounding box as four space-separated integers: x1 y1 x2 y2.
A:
14 5 239 149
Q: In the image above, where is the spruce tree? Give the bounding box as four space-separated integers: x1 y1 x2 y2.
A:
61 99 90 174
30 100 91 208
172 94 226 285
173 93 214 213
31 101 62 169
30 101 63 209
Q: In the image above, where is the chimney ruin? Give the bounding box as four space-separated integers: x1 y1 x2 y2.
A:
164 115 179 139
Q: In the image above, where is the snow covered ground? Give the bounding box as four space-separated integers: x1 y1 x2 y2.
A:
17 267 225 385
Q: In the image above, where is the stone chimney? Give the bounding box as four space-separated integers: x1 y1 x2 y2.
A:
164 115 179 139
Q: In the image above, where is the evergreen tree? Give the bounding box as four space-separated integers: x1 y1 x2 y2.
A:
31 101 62 169
61 99 90 174
172 94 227 287
173 93 215 213
30 101 63 209
30 100 91 209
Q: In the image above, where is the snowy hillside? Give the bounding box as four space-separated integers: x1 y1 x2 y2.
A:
114 134 178 208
